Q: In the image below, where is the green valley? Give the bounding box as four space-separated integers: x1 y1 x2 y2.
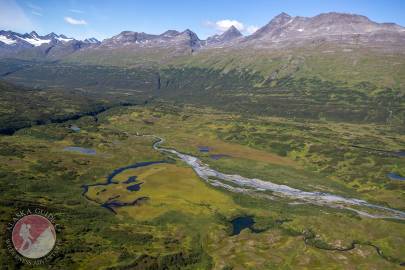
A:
1 104 404 269
1 7 405 270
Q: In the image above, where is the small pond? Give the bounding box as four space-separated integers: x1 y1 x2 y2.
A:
210 154 229 160
230 216 263 236
69 125 81 132
125 176 143 191
123 176 138 184
387 173 405 181
127 183 143 191
198 146 210 152
396 151 405 157
64 146 96 155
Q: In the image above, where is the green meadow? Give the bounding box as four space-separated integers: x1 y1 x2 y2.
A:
0 103 404 269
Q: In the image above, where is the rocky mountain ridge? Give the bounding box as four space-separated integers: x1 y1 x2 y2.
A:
0 30 100 58
0 12 404 59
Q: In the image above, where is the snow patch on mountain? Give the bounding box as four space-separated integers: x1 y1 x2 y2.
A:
56 36 74 42
0 35 16 45
18 37 51 46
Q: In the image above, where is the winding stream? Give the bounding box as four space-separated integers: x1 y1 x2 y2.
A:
147 135 405 220
302 229 404 265
80 134 405 265
81 134 405 220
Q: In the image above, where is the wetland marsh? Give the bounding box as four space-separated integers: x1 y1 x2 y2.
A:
1 104 404 269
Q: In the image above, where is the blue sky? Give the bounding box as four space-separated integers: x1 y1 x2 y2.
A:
1 0 404 40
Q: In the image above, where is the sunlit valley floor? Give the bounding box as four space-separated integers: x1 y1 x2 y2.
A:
0 103 404 269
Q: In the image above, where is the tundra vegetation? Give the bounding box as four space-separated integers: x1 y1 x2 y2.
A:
0 104 404 269
1 12 405 269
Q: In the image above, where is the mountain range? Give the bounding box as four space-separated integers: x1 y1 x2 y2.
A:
245 12 405 47
1 12 404 60
0 30 100 58
0 11 404 127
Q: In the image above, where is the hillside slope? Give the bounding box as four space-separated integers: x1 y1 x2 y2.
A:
1 12 404 125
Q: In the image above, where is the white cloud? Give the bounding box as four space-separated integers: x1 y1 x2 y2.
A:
0 0 34 31
69 9 84 14
205 19 259 35
246 25 259 34
31 10 42 16
215 19 245 32
64 16 87 25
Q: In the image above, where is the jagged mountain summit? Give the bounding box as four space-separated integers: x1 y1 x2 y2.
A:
244 12 405 48
0 30 99 58
0 12 404 60
91 25 242 51
206 26 243 46
0 30 69 48
99 29 201 51
0 30 99 47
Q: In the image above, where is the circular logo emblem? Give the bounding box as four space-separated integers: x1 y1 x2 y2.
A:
11 214 56 259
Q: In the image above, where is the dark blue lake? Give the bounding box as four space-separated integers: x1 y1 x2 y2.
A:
124 176 143 191
387 173 405 181
231 216 262 236
127 183 143 191
198 146 210 152
123 176 138 184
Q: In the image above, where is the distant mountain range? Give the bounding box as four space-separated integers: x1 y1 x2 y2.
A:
0 30 100 58
1 12 404 60
100 28 202 51
1 12 404 126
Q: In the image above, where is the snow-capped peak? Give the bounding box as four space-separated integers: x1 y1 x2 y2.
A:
0 31 82 47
